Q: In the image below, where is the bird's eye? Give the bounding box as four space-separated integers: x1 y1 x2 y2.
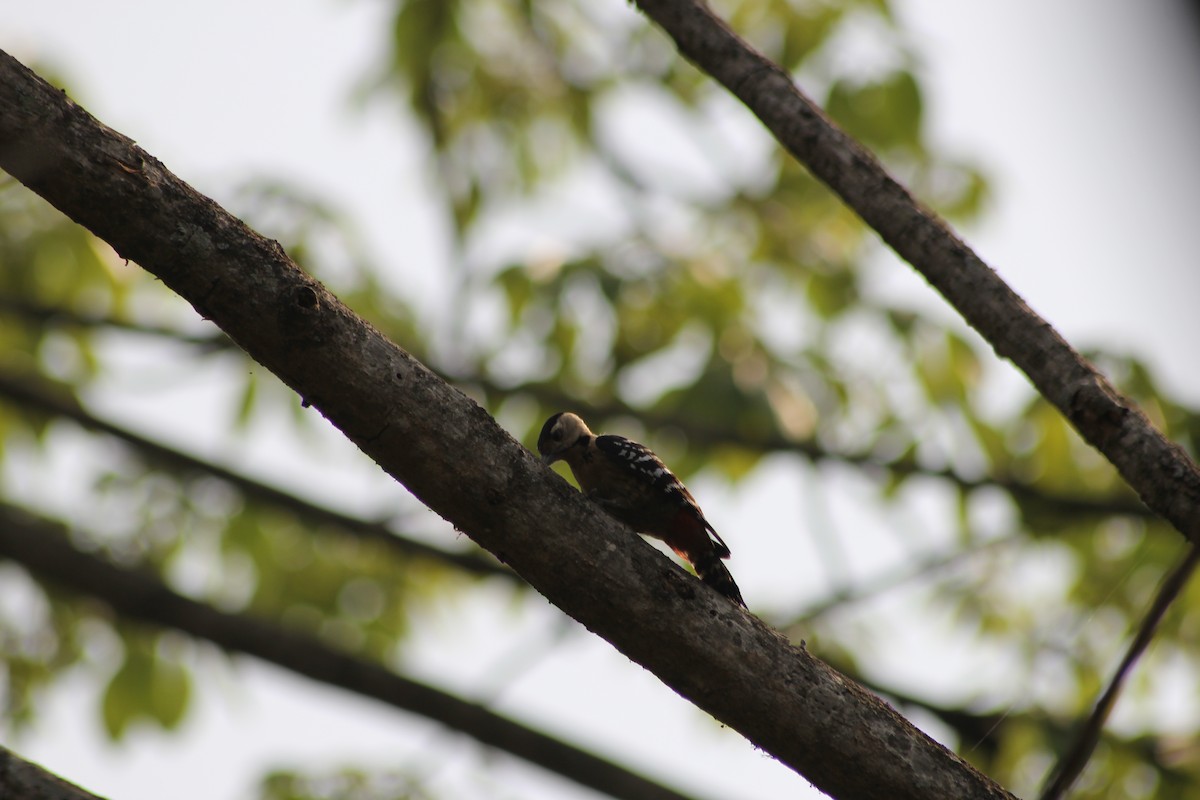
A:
551 429 563 441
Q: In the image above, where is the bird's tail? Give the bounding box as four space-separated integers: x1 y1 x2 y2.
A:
694 555 746 608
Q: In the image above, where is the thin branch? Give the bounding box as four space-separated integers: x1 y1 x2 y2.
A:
0 355 1125 668
0 502 707 800
0 371 510 581
835 659 1192 781
0 50 1016 799
630 0 1200 544
0 294 1153 522
475 381 1153 520
0 745 109 800
0 360 1079 634
0 295 230 350
1038 543 1200 800
0 350 1103 653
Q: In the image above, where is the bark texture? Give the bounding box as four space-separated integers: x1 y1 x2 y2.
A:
0 747 108 800
0 50 1016 800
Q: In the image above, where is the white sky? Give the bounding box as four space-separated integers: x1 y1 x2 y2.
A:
3 2 1200 800
898 1 1200 403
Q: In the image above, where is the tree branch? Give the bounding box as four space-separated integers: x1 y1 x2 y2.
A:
0 502 706 800
630 0 1200 544
1038 543 1200 800
0 295 229 349
0 371 509 581
0 50 1015 799
622 5 1200 793
0 746 108 800
0 296 1152 521
488 382 1151 520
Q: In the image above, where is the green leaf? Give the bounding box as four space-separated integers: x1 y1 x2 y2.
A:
496 265 534 323
101 646 153 740
826 70 923 151
946 331 981 392
150 654 191 730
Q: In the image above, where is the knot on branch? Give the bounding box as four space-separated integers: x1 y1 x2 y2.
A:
295 285 319 309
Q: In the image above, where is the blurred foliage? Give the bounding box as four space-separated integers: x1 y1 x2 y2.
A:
101 627 191 740
1 2 1199 799
260 767 436 800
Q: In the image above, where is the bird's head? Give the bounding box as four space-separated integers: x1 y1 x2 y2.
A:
537 412 592 465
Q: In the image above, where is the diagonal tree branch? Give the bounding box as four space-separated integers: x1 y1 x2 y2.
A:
0 50 1016 799
0 745 109 800
0 502 707 800
487 382 1152 519
0 371 509 581
1038 543 1200 800
625 3 1200 794
630 0 1200 545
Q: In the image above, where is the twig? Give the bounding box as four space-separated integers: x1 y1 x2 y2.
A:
1038 543 1200 800
0 295 230 349
0 371 509 581
0 297 1154 520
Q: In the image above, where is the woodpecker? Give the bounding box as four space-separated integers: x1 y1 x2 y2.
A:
537 412 745 607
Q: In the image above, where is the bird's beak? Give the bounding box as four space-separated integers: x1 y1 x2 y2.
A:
541 452 557 466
